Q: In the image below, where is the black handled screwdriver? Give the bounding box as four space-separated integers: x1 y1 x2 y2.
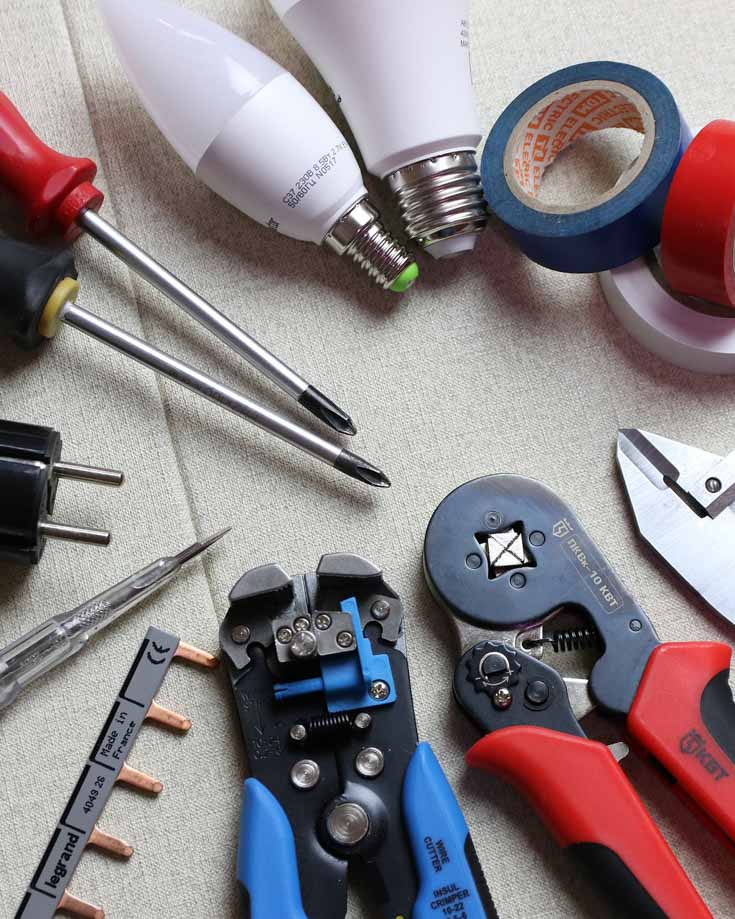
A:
0 237 390 489
0 92 355 436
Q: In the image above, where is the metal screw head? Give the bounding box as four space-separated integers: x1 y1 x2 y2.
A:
315 613 332 631
290 759 320 790
327 802 370 846
337 631 355 648
353 712 372 732
510 573 526 589
706 477 722 494
293 617 311 632
630 619 642 632
231 625 251 644
529 531 545 547
371 600 391 620
369 680 390 701
355 747 385 778
492 687 513 710
277 627 293 644
484 511 502 529
465 553 482 569
289 724 307 742
290 630 318 659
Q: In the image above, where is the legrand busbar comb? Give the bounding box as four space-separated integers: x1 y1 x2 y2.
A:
16 626 217 919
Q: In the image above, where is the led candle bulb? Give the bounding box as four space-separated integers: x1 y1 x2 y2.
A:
270 0 487 259
98 0 417 292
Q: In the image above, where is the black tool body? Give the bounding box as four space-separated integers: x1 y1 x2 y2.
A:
221 554 418 919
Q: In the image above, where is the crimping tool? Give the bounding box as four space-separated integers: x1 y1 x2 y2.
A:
423 475 735 918
617 427 735 625
220 552 497 919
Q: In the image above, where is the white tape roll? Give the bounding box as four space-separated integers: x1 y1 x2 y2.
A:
599 254 735 374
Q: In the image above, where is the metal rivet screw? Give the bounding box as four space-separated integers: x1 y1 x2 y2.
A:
466 553 482 569
355 747 385 778
485 511 502 529
293 617 311 632
337 631 354 648
630 619 642 632
290 631 318 659
277 627 293 644
706 477 722 494
529 531 545 547
315 613 332 631
371 600 391 620
492 688 513 710
290 759 320 790
369 680 390 701
327 802 370 846
510 573 527 589
231 625 251 644
289 724 307 742
353 712 372 732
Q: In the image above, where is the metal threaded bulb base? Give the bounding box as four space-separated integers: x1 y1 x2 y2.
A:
324 199 416 291
388 151 488 258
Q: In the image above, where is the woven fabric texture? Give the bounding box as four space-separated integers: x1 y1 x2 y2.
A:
1 1 735 917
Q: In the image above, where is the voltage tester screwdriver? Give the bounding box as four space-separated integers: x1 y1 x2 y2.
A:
0 529 228 713
0 93 355 436
0 237 389 488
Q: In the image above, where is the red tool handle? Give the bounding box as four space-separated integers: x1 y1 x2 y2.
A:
629 641 735 841
468 727 711 919
0 93 103 240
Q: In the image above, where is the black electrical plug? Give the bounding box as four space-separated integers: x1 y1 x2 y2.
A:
0 419 124 565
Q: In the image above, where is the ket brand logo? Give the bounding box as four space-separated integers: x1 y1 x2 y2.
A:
680 729 730 782
553 518 572 539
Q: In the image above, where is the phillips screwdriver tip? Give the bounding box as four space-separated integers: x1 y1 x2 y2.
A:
335 450 391 488
299 385 357 436
174 527 231 566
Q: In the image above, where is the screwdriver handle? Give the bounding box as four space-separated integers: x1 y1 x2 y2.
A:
0 93 104 239
0 235 77 349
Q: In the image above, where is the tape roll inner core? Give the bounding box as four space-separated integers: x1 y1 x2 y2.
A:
504 80 655 215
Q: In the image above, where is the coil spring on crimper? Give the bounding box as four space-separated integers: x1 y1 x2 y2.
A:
547 627 600 653
307 711 354 738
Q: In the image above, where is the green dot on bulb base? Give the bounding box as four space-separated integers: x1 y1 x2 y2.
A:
390 263 419 293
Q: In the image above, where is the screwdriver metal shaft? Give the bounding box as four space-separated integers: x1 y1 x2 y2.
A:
77 209 356 436
60 300 390 488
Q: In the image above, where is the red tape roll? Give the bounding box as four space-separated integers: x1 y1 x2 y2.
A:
661 120 735 308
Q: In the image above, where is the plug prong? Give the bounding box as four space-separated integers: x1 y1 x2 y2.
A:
38 521 111 545
54 461 125 487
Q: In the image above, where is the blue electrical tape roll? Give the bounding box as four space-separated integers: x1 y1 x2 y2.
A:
481 61 691 273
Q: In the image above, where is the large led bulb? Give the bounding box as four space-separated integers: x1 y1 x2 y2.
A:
270 0 487 259
98 0 417 292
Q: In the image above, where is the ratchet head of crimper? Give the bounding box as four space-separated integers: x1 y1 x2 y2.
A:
617 428 735 623
423 474 660 717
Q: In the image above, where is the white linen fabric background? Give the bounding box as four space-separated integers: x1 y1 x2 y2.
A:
1 1 735 917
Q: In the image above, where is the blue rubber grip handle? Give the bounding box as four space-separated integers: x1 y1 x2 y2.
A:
237 778 309 919
403 743 495 919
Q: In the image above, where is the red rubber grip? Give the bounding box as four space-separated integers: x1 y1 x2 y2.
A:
629 642 735 840
661 120 735 308
0 93 103 240
468 727 711 919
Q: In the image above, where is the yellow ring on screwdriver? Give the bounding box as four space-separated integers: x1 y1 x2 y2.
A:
38 278 80 339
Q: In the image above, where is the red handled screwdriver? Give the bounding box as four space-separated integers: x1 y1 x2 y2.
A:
0 236 389 489
0 93 356 436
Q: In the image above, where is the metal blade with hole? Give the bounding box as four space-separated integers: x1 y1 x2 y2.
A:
617 429 735 625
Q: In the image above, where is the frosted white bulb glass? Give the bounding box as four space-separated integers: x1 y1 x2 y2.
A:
98 0 417 291
270 0 488 259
